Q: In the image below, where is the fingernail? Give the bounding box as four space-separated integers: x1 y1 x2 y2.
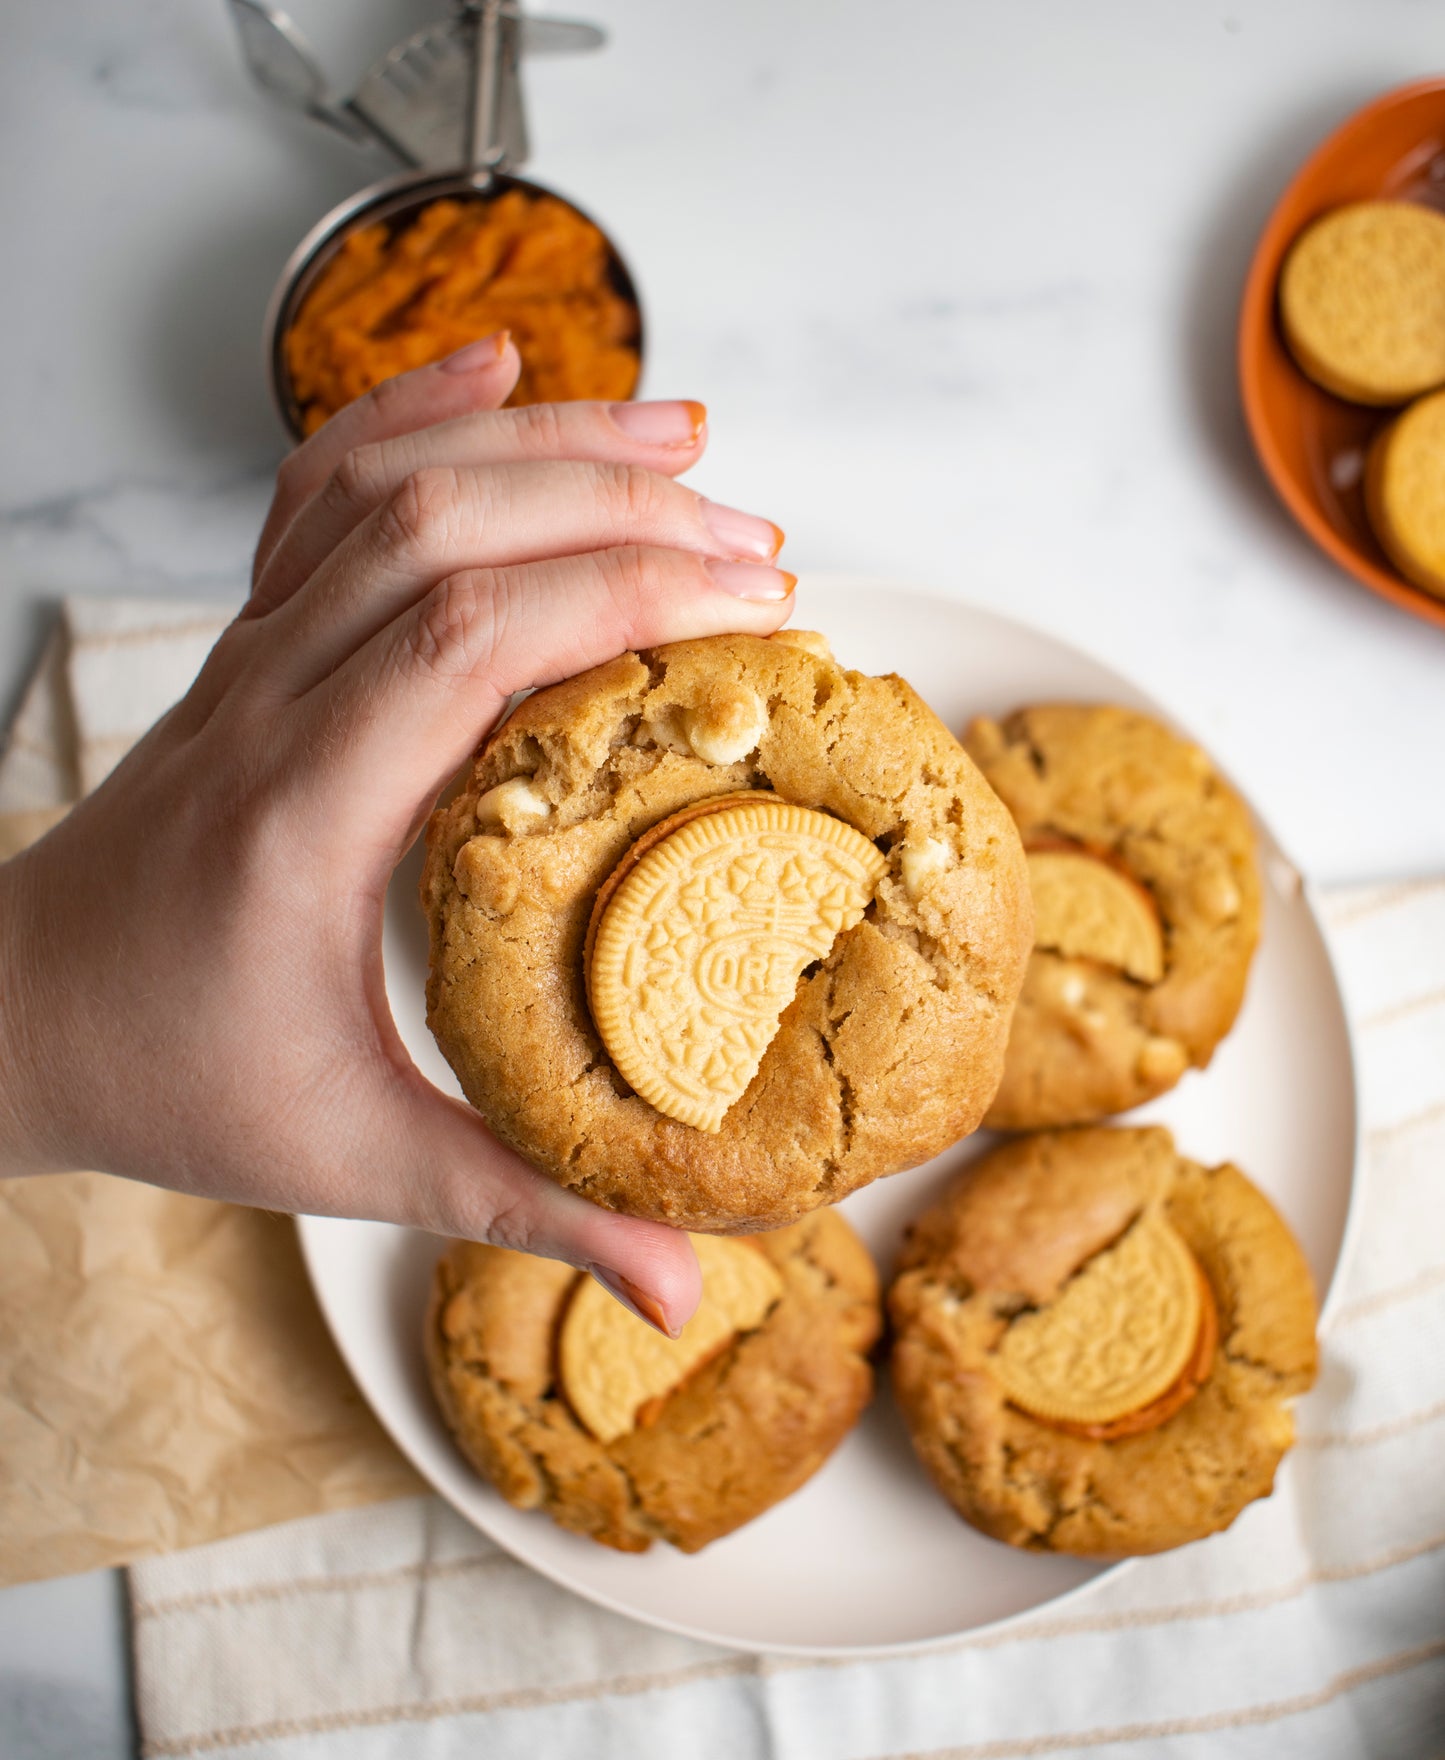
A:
704 558 797 601
608 399 707 445
588 1265 679 1338
699 498 784 561
440 331 511 374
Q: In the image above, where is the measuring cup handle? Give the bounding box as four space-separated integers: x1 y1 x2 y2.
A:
460 0 529 175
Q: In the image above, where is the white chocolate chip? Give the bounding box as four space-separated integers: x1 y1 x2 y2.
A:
1059 971 1088 1009
771 629 833 660
1138 1036 1188 1085
899 834 952 901
684 686 767 766
475 776 552 834
1192 869 1242 925
639 704 694 755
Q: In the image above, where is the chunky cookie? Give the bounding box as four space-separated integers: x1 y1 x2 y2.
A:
1366 387 1445 602
964 704 1260 1130
426 1209 881 1552
1280 200 1445 405
424 631 1032 1231
888 1126 1318 1555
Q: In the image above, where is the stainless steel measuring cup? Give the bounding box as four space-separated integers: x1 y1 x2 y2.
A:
230 0 645 440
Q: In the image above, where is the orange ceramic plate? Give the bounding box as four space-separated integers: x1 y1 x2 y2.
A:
1239 77 1445 631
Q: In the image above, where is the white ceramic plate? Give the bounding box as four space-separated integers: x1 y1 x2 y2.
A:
298 580 1360 1658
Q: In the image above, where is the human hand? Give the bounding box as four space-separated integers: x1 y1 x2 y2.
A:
0 335 794 1334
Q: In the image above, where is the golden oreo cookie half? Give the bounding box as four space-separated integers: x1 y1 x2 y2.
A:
581 791 764 975
1024 844 1164 985
992 1211 1204 1429
559 1235 783 1443
587 799 888 1130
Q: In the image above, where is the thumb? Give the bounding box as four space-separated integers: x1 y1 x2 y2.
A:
394 1081 703 1336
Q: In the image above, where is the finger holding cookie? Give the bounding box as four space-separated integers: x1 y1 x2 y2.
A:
251 332 711 593
251 396 741 614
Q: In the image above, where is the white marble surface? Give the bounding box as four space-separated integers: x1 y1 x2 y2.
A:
3 0 1445 1753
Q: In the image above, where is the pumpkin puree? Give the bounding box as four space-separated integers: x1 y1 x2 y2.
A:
284 191 640 433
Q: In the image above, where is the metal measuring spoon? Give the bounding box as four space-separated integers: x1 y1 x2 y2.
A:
227 0 603 171
226 0 385 152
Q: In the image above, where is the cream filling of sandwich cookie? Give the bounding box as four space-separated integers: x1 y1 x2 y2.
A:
586 797 888 1131
1026 846 1164 985
992 1212 1213 1435
559 1235 783 1443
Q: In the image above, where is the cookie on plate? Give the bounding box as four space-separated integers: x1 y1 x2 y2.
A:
1365 387 1445 602
1279 200 1445 405
423 630 1032 1232
888 1126 1318 1556
426 1209 881 1553
964 704 1260 1130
